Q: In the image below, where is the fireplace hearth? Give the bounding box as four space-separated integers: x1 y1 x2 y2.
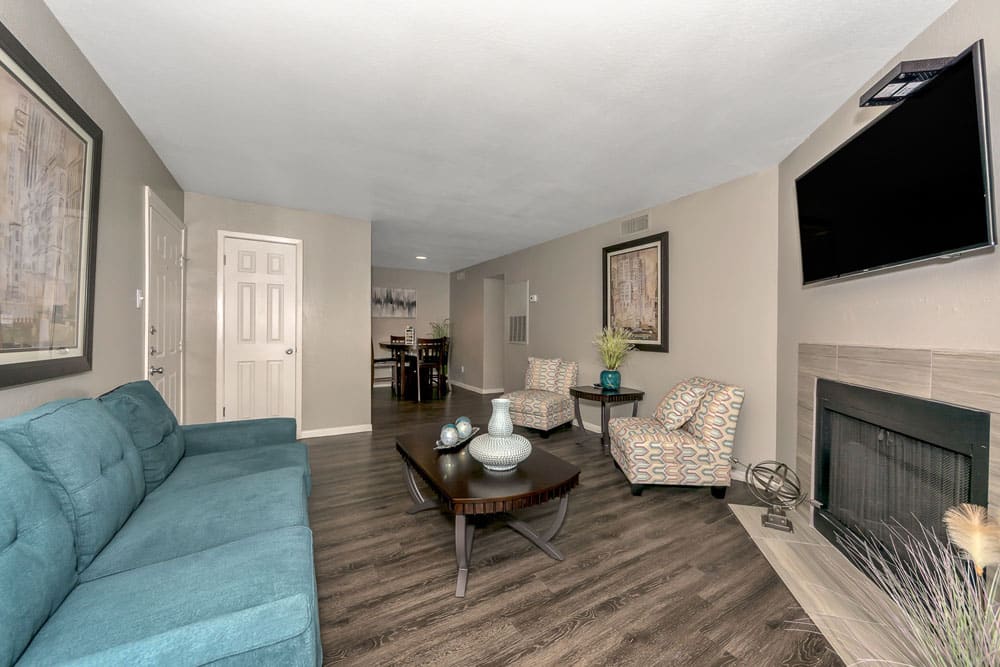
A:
814 379 990 555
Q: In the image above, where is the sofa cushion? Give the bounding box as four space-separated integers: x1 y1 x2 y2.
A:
0 398 145 572
81 467 309 582
17 527 320 667
99 380 185 492
154 441 310 495
0 444 77 666
525 357 563 392
653 380 708 430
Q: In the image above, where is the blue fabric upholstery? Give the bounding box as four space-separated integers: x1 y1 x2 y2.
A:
0 444 77 666
99 381 185 492
0 399 145 572
17 527 320 666
155 441 311 495
81 467 309 582
182 417 297 456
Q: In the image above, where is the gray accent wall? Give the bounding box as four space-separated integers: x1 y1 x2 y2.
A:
0 1 183 417
184 192 371 431
450 169 780 465
776 0 1000 467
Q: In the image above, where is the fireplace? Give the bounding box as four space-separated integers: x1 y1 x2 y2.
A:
814 379 990 552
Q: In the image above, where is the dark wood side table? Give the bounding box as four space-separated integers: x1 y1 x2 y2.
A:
569 385 645 455
396 426 580 597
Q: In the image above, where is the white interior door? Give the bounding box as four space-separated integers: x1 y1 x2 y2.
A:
145 187 185 419
220 235 299 421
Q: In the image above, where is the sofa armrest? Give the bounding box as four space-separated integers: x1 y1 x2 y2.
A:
181 418 298 456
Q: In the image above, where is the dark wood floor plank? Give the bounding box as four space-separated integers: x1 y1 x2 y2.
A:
308 387 842 666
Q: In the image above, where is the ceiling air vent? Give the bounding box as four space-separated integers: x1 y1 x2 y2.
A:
620 214 649 236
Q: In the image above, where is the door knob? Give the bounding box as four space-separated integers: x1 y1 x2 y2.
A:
285 348 294 355
149 366 164 375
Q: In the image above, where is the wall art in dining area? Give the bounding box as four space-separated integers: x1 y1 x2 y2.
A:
372 287 417 318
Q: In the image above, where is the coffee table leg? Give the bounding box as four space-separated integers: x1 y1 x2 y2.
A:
455 515 475 597
402 461 438 514
504 494 569 561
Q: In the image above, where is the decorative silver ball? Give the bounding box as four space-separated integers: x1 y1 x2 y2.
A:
747 460 806 510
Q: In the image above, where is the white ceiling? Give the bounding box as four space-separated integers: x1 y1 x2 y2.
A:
45 0 955 271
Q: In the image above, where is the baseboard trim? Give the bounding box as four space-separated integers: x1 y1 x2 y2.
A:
300 424 373 438
730 468 747 483
449 381 505 395
581 420 601 434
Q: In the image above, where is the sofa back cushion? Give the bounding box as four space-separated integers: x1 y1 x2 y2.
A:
525 357 563 392
100 381 185 491
0 443 76 665
682 377 746 457
0 398 145 571
653 380 709 430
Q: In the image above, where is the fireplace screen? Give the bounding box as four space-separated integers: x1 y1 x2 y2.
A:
827 411 971 544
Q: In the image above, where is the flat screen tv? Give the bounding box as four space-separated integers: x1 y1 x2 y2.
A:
796 40 995 285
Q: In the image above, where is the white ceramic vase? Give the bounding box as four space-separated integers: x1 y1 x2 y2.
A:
487 398 514 437
469 397 531 472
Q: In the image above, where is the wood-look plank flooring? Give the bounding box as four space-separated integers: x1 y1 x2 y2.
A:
306 388 842 666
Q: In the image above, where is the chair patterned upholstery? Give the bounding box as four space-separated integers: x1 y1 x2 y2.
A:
609 377 744 488
505 359 578 431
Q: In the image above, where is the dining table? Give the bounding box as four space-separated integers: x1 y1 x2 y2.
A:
377 341 432 401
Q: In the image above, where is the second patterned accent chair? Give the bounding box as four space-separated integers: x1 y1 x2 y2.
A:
608 377 745 498
504 358 578 438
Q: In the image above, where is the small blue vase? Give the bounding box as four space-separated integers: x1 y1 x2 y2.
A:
600 369 621 390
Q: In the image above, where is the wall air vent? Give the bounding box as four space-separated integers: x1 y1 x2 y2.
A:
508 315 527 344
620 214 649 236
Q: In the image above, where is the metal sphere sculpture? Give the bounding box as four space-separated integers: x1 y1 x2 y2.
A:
747 460 807 532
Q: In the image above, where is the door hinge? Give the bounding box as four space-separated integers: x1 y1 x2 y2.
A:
223 254 227 265
222 406 226 417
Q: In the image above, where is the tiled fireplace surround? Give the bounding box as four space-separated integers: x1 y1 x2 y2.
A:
731 344 1000 662
797 343 1000 512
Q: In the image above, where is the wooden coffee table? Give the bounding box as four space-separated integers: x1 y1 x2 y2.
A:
396 425 580 597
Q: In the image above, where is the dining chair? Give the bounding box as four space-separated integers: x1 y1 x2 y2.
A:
371 340 397 395
389 335 406 397
415 337 446 401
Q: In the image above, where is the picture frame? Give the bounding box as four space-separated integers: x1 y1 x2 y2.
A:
371 287 417 318
603 232 668 352
0 20 103 388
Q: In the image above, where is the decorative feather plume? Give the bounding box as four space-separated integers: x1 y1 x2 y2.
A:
943 503 1000 576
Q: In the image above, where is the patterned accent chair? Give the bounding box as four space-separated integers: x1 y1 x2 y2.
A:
504 358 578 438
608 377 745 498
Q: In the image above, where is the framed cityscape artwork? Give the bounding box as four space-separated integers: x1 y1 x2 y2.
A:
603 232 668 352
0 20 103 388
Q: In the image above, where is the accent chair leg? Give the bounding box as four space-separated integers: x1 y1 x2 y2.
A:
630 484 645 497
539 429 550 439
711 486 727 499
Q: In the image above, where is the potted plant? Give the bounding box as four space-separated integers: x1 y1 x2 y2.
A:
593 326 635 390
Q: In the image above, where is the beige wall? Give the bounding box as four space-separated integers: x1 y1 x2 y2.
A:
371 267 450 346
451 169 780 465
482 276 505 390
184 192 371 432
0 2 183 418
776 0 1000 465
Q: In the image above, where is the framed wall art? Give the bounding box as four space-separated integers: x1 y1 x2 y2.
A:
0 21 103 388
603 232 668 352
371 287 417 318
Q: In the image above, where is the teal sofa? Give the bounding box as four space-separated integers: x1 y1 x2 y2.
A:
0 381 321 666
